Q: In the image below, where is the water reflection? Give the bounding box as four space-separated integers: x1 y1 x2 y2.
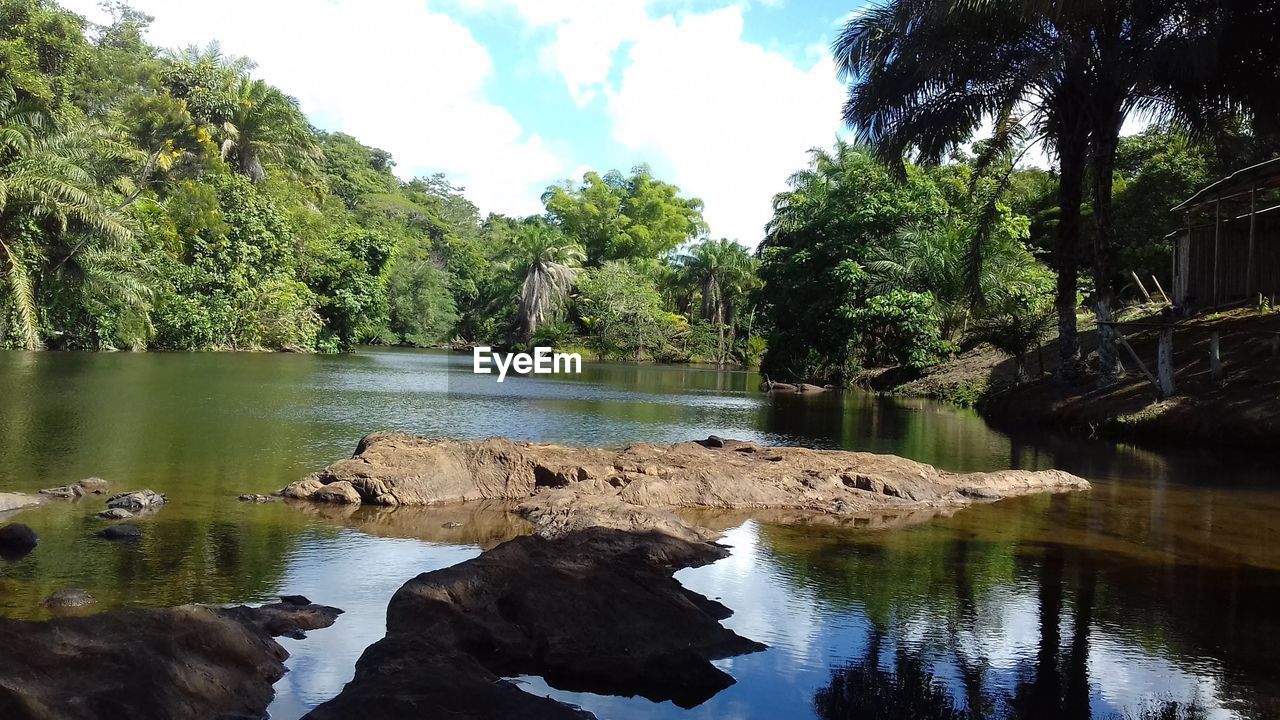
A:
2 348 1280 719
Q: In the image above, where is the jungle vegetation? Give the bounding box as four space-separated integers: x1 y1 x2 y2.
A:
3 0 1276 378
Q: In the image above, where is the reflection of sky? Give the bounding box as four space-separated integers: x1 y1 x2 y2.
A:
264 531 480 720
512 522 1245 720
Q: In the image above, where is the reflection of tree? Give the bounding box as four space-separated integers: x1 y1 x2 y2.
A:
815 630 970 720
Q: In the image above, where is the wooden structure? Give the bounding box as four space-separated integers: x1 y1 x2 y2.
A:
1172 157 1280 309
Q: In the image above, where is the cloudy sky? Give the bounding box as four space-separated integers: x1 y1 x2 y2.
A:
62 0 862 245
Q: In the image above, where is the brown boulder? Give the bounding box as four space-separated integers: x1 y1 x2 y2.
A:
311 480 362 504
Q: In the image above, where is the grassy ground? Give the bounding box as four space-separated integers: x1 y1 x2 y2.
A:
860 307 1280 450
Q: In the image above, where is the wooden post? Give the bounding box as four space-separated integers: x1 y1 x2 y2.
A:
1157 327 1176 399
1151 274 1171 305
1247 187 1257 297
1209 331 1222 384
1132 271 1153 302
1213 197 1221 306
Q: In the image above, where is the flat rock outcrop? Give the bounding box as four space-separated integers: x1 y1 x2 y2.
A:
283 432 1090 539
305 528 764 720
0 493 42 519
0 598 342 720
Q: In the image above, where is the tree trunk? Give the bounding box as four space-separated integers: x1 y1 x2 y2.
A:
1054 142 1087 381
1091 123 1125 387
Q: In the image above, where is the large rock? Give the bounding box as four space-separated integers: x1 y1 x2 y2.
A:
311 480 361 504
0 599 342 720
305 528 764 720
0 493 41 518
39 477 111 501
282 432 1091 539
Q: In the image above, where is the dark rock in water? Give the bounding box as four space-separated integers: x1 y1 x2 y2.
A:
106 489 166 513
0 600 342 720
97 508 134 521
0 523 38 550
304 528 765 720
95 524 141 541
44 588 96 609
278 595 311 606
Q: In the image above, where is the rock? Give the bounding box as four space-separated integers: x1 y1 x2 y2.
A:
311 480 362 504
0 523 38 550
44 588 96 609
106 489 166 513
237 494 277 503
97 508 135 520
0 493 42 517
440 521 463 529
40 477 110 500
304 528 763 720
95 524 141 541
278 595 311 606
283 433 1091 540
0 600 342 720
698 434 725 448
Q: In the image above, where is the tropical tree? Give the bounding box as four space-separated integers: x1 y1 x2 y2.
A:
219 77 318 184
834 0 1095 379
675 238 758 363
512 223 583 340
0 81 135 349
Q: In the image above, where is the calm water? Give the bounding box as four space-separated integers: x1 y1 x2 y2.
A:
1 348 1279 720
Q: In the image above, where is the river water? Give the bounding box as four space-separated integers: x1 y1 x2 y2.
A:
1 348 1278 719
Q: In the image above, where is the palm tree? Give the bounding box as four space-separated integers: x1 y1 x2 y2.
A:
835 0 1095 380
0 82 134 349
675 238 757 363
838 0 1277 386
867 216 1045 343
220 77 318 183
514 224 584 340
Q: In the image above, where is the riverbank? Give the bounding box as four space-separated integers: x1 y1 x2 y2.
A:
858 308 1280 450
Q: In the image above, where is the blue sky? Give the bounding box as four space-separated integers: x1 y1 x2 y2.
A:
64 0 869 245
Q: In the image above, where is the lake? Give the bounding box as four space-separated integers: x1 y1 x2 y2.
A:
1 347 1278 719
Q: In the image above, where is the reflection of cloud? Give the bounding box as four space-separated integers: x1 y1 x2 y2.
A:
266 531 480 719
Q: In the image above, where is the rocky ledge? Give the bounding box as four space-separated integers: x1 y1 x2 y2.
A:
283 432 1090 540
0 598 341 720
306 528 763 720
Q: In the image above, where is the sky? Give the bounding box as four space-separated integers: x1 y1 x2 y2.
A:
61 0 865 246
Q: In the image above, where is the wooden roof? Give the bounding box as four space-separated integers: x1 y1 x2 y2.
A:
1173 157 1280 212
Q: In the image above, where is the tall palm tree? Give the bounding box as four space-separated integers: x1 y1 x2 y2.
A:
220 77 318 183
514 224 584 340
838 0 1277 385
0 82 134 349
676 238 757 363
835 0 1095 379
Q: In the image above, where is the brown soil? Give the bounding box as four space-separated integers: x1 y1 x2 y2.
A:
861 308 1280 450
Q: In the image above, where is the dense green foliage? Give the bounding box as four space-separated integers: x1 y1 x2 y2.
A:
0 0 756 361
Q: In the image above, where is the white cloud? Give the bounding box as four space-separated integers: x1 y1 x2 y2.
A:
458 1 849 246
61 0 564 216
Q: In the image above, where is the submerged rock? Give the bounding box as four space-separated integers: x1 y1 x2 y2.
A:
282 432 1091 539
97 508 134 521
43 588 96 610
237 493 278 503
305 528 763 720
0 523 38 550
95 524 141 541
0 599 342 720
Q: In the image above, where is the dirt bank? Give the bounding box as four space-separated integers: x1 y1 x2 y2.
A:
281 433 1089 540
304 528 765 720
860 308 1280 450
0 598 341 720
